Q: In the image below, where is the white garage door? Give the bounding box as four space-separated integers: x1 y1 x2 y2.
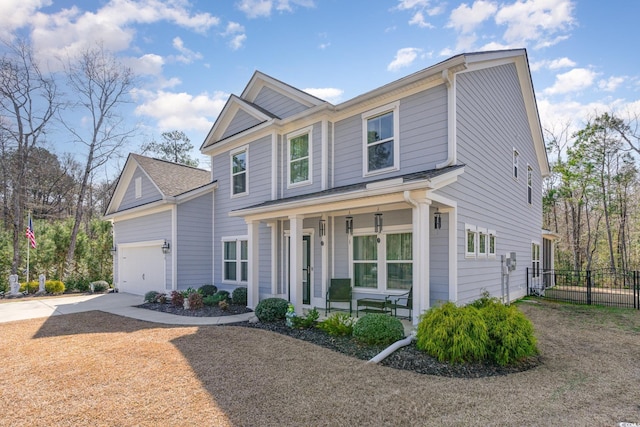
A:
119 245 165 295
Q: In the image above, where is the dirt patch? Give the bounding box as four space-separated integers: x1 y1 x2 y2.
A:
0 299 639 426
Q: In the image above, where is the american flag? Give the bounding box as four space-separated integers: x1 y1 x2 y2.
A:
26 215 36 249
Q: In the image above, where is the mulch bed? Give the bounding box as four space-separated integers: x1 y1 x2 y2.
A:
136 302 541 378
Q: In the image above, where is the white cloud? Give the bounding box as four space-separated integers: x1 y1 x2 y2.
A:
495 0 575 48
409 11 434 28
543 68 598 96
447 1 497 34
134 89 229 133
396 0 431 10
303 87 343 103
598 76 625 92
0 0 51 39
237 0 314 18
171 37 203 64
123 53 164 76
222 22 246 50
387 47 423 72
530 57 576 72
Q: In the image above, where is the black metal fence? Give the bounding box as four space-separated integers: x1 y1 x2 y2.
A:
526 268 640 310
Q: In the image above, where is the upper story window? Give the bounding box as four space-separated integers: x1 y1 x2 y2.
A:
527 165 533 205
231 147 248 197
288 127 312 187
513 149 519 179
362 102 400 176
134 177 142 199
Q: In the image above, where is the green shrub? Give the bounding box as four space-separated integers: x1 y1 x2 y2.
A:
353 314 405 346
45 280 65 294
198 284 218 297
318 313 355 336
181 287 197 298
188 292 204 310
91 280 109 292
416 302 489 364
291 308 319 329
218 300 229 311
19 281 38 294
232 287 248 305
468 290 501 310
255 298 289 322
171 290 184 307
481 303 538 366
145 291 159 303
203 291 230 306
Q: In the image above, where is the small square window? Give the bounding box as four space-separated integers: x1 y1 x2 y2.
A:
465 224 477 258
527 165 533 205
513 149 519 179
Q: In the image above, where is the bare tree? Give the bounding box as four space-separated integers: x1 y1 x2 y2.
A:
62 44 135 276
0 39 59 274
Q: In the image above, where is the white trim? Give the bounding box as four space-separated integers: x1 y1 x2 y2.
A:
230 145 249 198
286 126 313 188
321 120 328 191
477 227 487 258
362 101 400 177
271 132 277 200
527 164 533 205
134 177 142 199
171 205 177 291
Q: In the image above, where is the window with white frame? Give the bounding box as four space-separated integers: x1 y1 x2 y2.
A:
288 128 312 186
352 230 412 291
513 149 519 179
527 165 533 205
488 230 496 257
134 177 142 199
465 224 477 258
223 239 248 283
532 242 540 278
231 148 247 196
362 102 399 175
478 228 487 257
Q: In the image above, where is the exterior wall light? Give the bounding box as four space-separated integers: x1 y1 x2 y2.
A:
162 240 170 254
345 215 353 235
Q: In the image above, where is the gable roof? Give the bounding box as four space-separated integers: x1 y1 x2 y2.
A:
104 153 211 216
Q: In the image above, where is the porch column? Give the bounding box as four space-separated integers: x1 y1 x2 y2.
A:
289 215 303 311
247 220 260 309
410 195 431 324
320 214 328 305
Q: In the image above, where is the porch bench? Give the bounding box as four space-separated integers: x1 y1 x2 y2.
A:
356 298 391 317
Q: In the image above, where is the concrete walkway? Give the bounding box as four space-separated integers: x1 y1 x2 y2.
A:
0 292 254 325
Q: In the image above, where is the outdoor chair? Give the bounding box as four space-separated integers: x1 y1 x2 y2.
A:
325 278 352 315
385 288 412 320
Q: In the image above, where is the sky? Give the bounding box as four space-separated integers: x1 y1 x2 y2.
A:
2 0 639 172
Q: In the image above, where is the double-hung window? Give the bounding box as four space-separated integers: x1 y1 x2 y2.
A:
352 231 412 291
288 127 312 186
478 228 487 257
231 147 247 196
223 239 248 283
386 233 412 290
353 235 378 288
362 102 400 176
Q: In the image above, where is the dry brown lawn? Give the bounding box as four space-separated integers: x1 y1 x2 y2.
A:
1 299 639 426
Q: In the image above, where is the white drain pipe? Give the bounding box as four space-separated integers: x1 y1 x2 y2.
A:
367 332 416 364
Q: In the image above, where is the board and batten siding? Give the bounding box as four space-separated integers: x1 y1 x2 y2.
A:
113 209 173 290
253 86 309 119
118 167 162 211
222 109 263 140
176 193 213 289
332 84 449 188
437 62 543 304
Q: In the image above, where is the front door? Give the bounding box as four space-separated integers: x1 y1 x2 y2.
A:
287 233 313 305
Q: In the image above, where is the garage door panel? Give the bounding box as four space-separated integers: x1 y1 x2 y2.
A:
120 245 165 295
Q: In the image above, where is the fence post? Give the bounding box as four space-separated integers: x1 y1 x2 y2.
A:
586 270 592 305
526 267 529 295
635 271 639 310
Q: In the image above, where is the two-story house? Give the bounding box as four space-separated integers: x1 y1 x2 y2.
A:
104 48 550 323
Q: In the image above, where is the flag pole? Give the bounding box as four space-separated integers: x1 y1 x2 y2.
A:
26 212 30 284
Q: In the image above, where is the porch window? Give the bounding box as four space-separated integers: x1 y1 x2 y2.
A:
532 242 540 278
362 102 399 176
231 147 247 196
353 235 377 288
288 128 312 186
223 239 248 283
386 233 412 290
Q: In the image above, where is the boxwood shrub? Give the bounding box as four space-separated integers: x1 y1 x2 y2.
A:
198 284 218 297
255 298 289 322
353 314 405 346
232 287 248 305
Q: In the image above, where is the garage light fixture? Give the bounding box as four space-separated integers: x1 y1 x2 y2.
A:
110 245 117 254
162 240 170 254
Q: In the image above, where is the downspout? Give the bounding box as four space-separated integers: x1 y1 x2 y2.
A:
436 69 456 169
367 332 416 364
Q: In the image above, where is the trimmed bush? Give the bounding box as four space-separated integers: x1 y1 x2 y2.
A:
255 298 289 322
416 302 489 364
232 287 248 305
45 280 65 294
19 281 38 294
91 280 109 292
203 291 230 306
171 290 184 307
188 292 204 310
353 314 405 346
291 308 319 329
144 291 159 303
481 303 538 366
198 284 218 297
317 313 355 336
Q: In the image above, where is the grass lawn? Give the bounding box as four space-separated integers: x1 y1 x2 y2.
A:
1 299 639 426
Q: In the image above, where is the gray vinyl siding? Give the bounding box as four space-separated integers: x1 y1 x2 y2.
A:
113 210 173 290
429 208 449 305
211 135 273 288
118 167 162 211
282 122 323 199
253 86 309 119
222 109 262 139
437 62 542 304
176 193 213 289
332 84 448 188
